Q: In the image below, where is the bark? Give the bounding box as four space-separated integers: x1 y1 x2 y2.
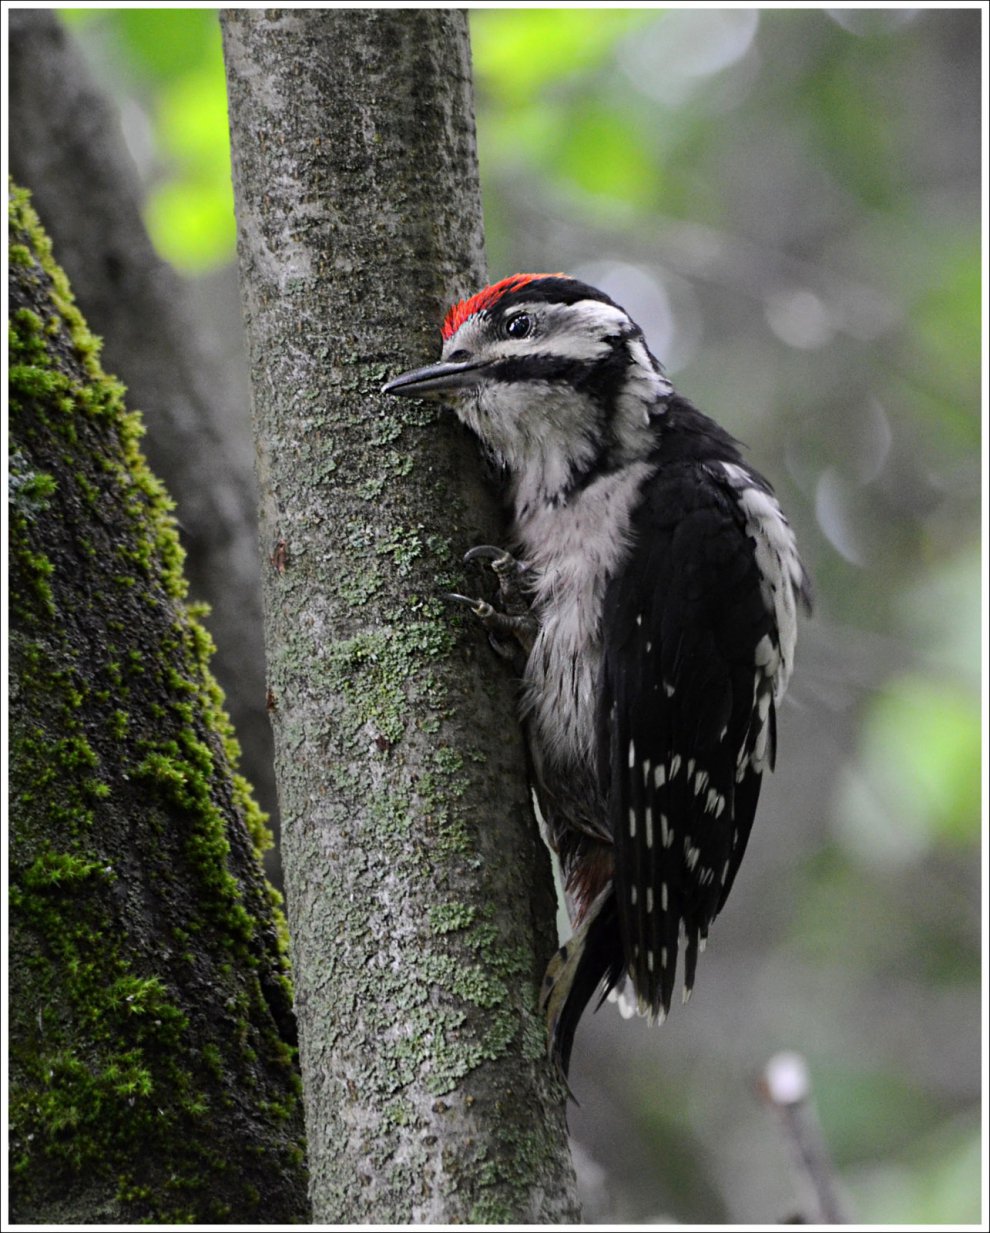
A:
7 9 278 834
7 184 309 1224
222 8 578 1223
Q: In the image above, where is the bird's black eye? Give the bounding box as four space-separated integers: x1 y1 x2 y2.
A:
505 313 532 340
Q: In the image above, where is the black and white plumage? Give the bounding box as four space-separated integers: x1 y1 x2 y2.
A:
383 274 811 1078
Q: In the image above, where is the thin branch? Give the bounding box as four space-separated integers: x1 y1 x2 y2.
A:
760 1050 851 1224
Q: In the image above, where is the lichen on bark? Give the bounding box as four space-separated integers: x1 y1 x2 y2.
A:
7 181 309 1225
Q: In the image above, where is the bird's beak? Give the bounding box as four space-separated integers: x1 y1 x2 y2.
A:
381 358 485 398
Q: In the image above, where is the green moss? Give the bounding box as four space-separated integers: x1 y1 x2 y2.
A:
8 183 306 1222
9 459 57 511
19 848 111 890
9 839 204 1215
9 240 32 266
12 545 55 620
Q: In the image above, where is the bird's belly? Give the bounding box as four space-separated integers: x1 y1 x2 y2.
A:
523 609 601 773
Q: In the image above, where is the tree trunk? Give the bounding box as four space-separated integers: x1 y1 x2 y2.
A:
7 9 278 837
7 185 309 1224
222 8 578 1223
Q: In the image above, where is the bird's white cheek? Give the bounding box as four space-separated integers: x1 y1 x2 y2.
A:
446 388 486 435
456 385 525 457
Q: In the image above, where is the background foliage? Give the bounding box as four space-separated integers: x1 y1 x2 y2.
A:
58 6 983 1223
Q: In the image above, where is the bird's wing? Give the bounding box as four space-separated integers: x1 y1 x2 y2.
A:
598 460 798 1018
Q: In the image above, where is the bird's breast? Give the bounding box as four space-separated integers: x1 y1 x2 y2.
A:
513 459 656 770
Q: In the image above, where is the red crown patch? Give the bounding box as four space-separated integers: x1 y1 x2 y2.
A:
441 273 565 340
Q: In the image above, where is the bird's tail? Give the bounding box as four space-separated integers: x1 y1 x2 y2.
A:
540 887 624 1078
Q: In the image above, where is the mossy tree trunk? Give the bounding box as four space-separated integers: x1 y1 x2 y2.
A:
7 185 309 1224
8 10 278 837
222 9 579 1223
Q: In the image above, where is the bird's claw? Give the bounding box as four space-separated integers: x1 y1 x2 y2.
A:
445 592 496 620
463 544 526 577
446 590 537 658
453 543 538 657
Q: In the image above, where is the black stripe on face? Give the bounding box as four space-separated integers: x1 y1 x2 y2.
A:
574 334 635 412
489 354 596 387
490 332 635 415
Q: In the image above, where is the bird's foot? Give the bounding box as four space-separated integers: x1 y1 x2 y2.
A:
447 545 538 657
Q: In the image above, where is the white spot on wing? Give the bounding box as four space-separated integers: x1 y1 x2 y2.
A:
719 461 803 700
754 633 777 669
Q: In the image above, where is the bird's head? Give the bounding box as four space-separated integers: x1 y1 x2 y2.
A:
383 274 672 499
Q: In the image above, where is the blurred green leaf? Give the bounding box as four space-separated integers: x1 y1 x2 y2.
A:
834 673 980 863
145 174 234 274
866 678 980 843
812 1063 940 1164
803 58 899 210
59 8 232 271
471 9 653 104
897 544 982 683
911 235 982 430
472 10 666 218
157 62 229 166
145 61 236 271
106 8 220 82
554 103 659 208
477 97 568 168
848 1119 982 1223
57 9 96 27
792 842 978 985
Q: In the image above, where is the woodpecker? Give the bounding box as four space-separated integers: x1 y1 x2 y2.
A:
383 273 811 1077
